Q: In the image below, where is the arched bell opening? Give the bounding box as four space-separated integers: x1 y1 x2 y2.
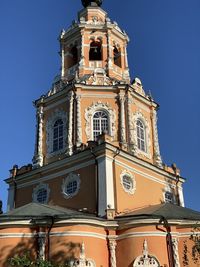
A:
89 40 102 61
113 45 121 67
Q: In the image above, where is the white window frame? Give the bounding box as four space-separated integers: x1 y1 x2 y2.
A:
62 172 81 199
132 111 151 159
163 185 176 204
92 110 109 140
46 109 67 158
32 183 50 204
120 170 136 195
85 101 116 141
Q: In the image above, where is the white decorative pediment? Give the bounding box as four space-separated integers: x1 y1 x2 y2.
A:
133 240 160 267
131 111 151 159
85 68 116 86
85 101 116 141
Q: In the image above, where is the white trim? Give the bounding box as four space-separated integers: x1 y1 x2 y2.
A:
32 183 50 204
46 109 67 158
98 156 115 217
131 111 151 159
16 159 95 189
85 101 116 141
120 170 136 195
62 172 81 199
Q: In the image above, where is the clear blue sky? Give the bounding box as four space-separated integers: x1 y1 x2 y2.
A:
0 0 200 212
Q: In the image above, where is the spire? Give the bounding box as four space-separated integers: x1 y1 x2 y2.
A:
81 0 103 8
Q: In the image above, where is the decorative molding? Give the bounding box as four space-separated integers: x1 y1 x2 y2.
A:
152 109 162 168
85 101 116 141
66 91 74 155
46 109 67 158
62 172 81 199
32 183 50 204
133 240 160 267
131 111 151 159
172 238 180 267
118 94 126 145
108 239 117 267
33 105 44 167
120 170 136 195
76 94 82 147
38 233 46 260
69 242 96 267
85 68 116 86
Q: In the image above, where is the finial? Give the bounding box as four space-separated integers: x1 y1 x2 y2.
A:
81 0 103 8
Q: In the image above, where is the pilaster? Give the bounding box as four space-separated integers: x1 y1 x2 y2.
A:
66 91 74 156
119 93 126 146
108 239 117 267
151 108 162 168
33 104 44 168
76 94 82 147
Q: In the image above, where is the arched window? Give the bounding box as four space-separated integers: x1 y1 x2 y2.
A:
71 46 78 65
137 119 146 152
53 119 64 152
93 111 108 140
89 41 102 61
113 46 121 67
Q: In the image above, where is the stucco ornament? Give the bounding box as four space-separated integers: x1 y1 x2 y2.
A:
133 240 160 267
46 109 67 158
132 77 146 97
69 242 96 267
120 170 136 195
131 111 151 159
62 172 81 199
85 101 116 141
86 68 116 86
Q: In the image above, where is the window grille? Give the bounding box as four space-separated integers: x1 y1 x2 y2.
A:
137 119 146 152
53 119 64 152
93 111 108 140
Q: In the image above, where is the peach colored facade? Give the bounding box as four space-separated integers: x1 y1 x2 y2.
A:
1 1 200 267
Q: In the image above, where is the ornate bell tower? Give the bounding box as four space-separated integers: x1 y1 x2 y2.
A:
60 0 130 83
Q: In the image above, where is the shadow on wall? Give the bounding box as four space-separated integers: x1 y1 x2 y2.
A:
0 233 81 267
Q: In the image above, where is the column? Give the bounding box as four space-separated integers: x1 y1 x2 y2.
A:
66 91 74 156
33 105 44 167
108 239 117 267
152 109 162 168
172 238 180 267
38 233 46 260
107 32 113 72
127 93 136 154
79 30 85 68
98 155 115 217
119 94 126 146
76 94 82 147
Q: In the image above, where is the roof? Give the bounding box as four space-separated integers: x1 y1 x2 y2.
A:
0 202 95 221
116 203 200 221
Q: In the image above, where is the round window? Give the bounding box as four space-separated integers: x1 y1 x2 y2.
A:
120 171 136 194
63 173 80 199
32 183 50 204
122 175 133 191
37 188 47 203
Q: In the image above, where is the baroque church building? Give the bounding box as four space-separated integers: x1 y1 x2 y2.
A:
1 1 200 266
